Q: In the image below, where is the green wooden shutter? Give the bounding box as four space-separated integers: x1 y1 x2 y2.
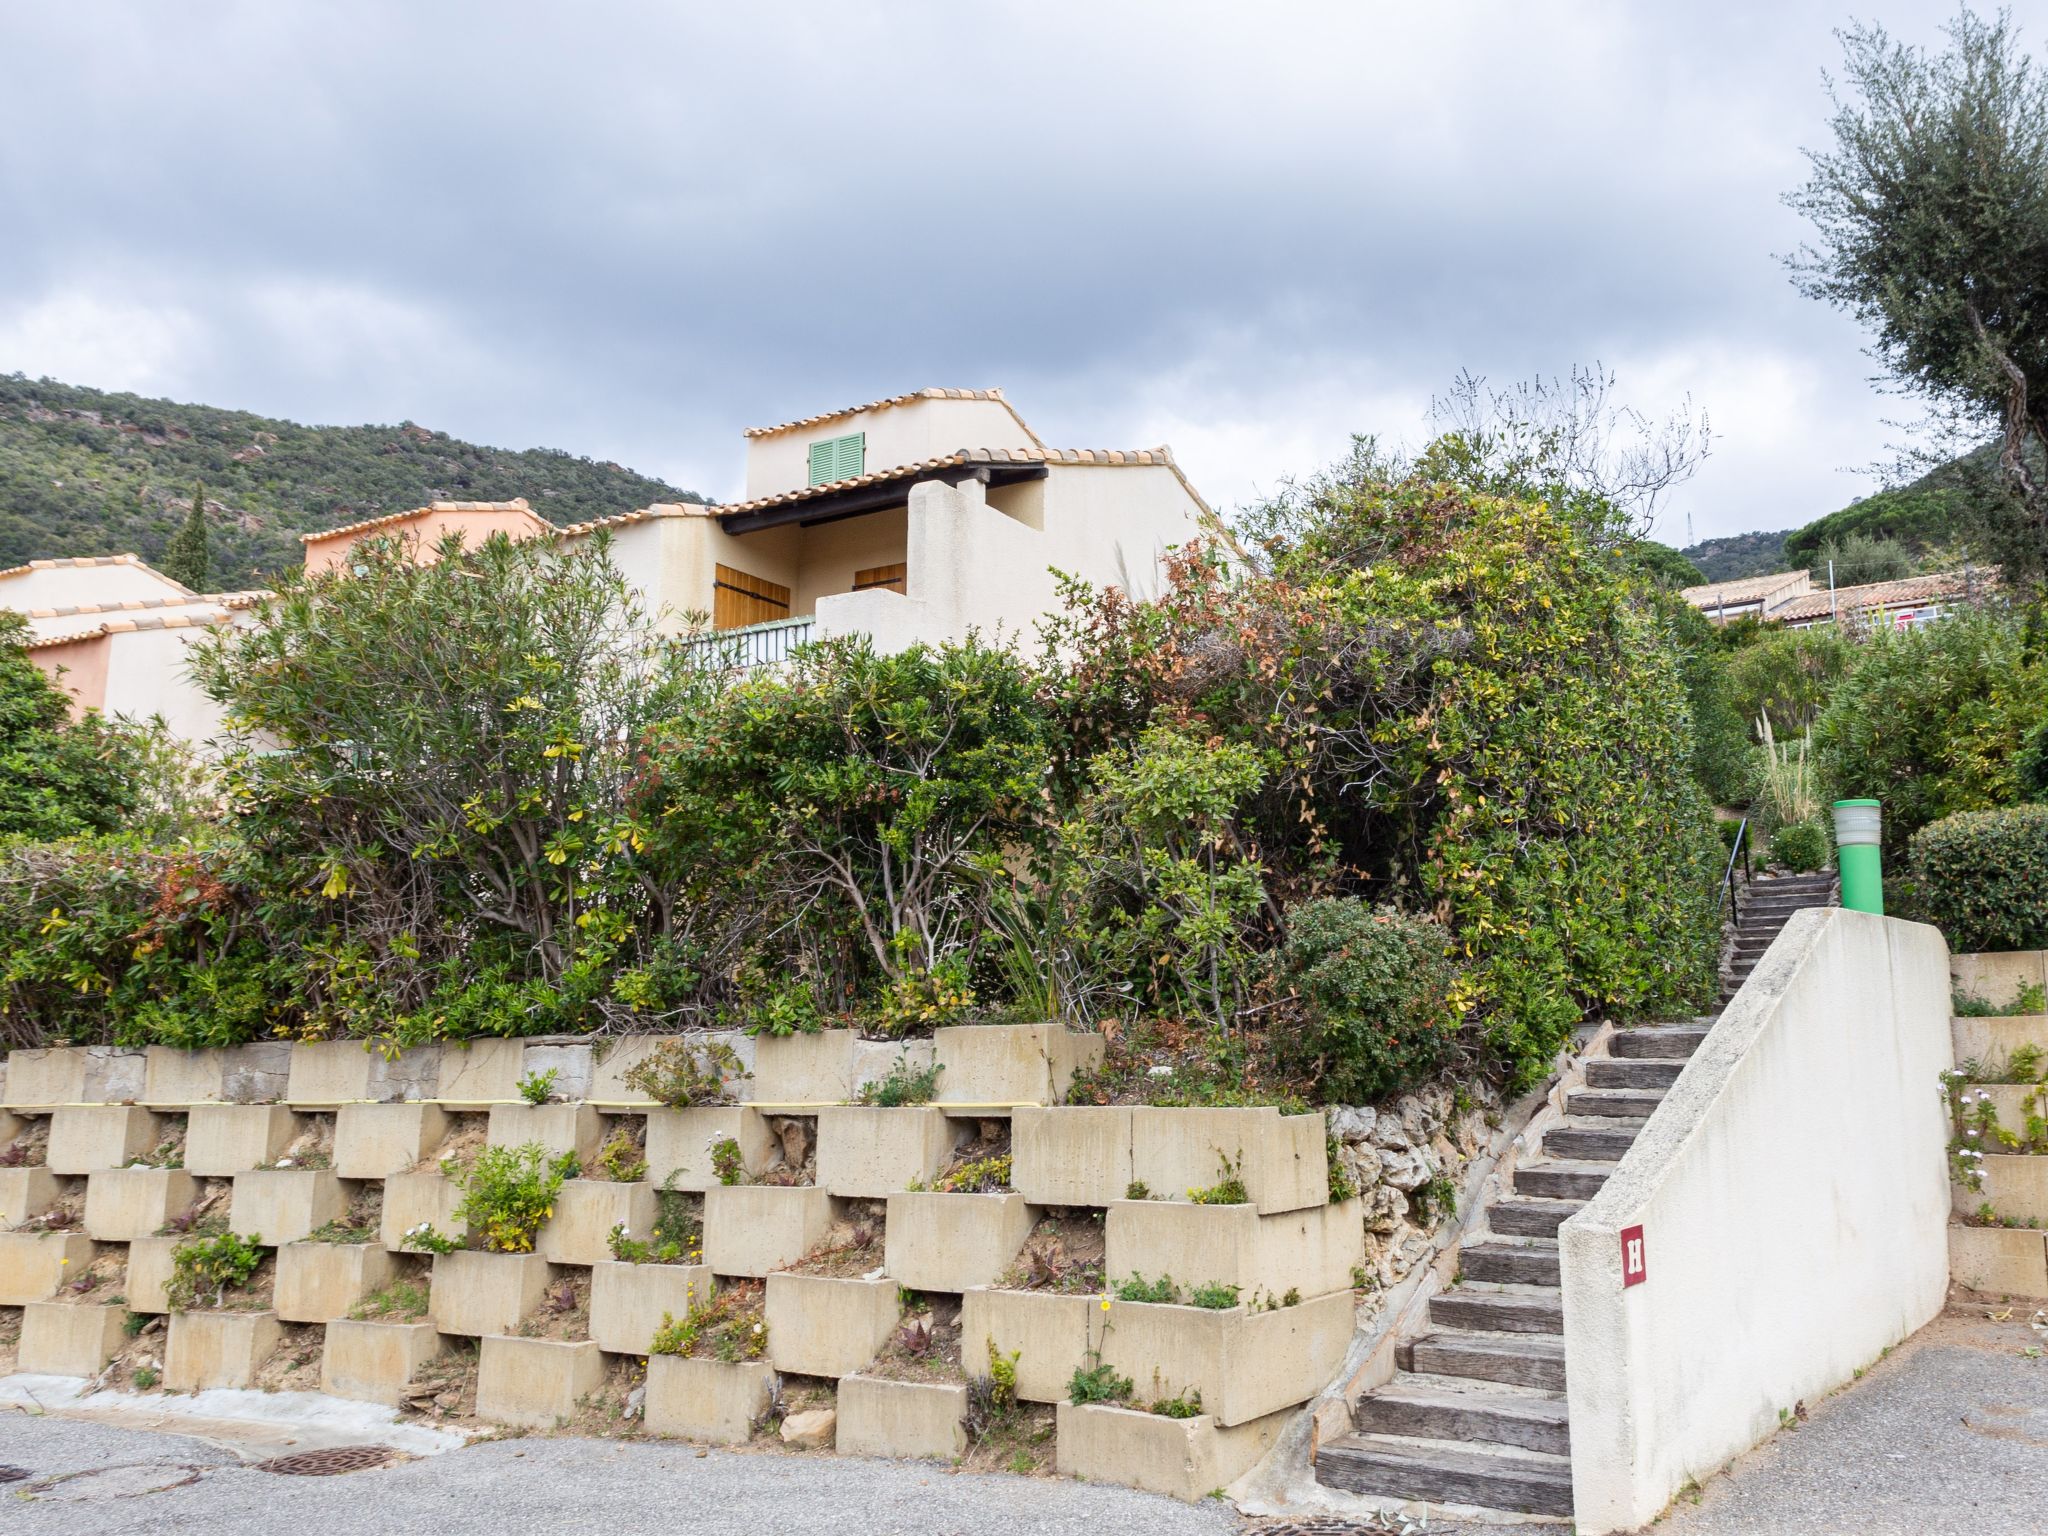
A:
808 432 866 486
808 439 836 486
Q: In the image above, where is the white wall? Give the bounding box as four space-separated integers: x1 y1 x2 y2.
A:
101 624 231 745
1559 907 1952 1534
2 559 191 610
744 397 1036 500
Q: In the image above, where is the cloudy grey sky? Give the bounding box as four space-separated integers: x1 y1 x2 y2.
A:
0 1 1984 543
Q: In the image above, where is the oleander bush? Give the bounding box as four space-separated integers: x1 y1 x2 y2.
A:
1769 821 1831 873
1911 804 2048 953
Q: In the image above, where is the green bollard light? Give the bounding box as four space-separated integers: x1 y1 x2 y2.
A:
1832 799 1883 915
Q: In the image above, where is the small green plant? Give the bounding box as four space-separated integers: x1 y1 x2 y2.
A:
709 1135 746 1187
1411 1173 1458 1223
454 1142 578 1253
1326 1134 1357 1204
1115 1273 1179 1304
607 1216 702 1265
624 1038 748 1108
855 1053 945 1107
650 1283 767 1361
1124 1180 1152 1201
133 1365 160 1390
348 1278 431 1322
1150 1388 1203 1419
596 1130 648 1183
516 1067 559 1105
912 1153 1013 1194
167 1229 265 1310
1006 1450 1036 1475
304 1216 377 1244
127 1138 185 1170
1187 1152 1248 1205
122 1310 148 1338
398 1221 463 1255
987 1337 1021 1411
1067 1356 1134 1405
1187 1281 1242 1310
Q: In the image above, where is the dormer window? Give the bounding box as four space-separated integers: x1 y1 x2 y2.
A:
807 431 866 487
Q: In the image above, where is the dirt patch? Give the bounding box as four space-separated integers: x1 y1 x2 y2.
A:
13 1181 85 1234
962 1400 1058 1476
349 1258 434 1322
421 1113 488 1175
516 1272 591 1342
755 1116 817 1186
541 1354 645 1439
306 1184 384 1244
158 1178 233 1237
405 1337 481 1421
865 1297 965 1385
253 1322 326 1392
99 1312 168 1391
0 1116 50 1169
785 1201 886 1278
998 1211 1106 1294
52 1248 128 1303
263 1114 335 1170
128 1115 188 1169
749 1375 837 1452
0 1305 20 1374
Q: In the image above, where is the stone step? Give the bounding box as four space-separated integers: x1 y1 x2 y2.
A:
1515 1162 1611 1201
1609 1027 1709 1059
1460 1241 1560 1288
1398 1331 1567 1391
1566 1088 1664 1119
1316 1434 1575 1517
1430 1287 1563 1334
1489 1198 1583 1239
1351 1383 1572 1458
1586 1058 1684 1091
1543 1124 1638 1162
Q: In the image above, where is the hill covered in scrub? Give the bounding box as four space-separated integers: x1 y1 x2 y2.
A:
0 374 703 587
1680 528 1793 583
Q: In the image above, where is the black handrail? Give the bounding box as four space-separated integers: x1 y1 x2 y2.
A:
1719 816 1750 928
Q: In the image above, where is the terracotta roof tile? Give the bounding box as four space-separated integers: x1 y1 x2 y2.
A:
1681 570 1812 608
300 498 548 544
555 502 716 539
711 446 1192 518
24 609 233 649
1768 571 1984 623
24 590 270 620
0 553 196 595
743 388 1032 439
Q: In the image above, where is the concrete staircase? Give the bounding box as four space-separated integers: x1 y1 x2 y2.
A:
1722 872 1836 1004
1314 1021 1712 1520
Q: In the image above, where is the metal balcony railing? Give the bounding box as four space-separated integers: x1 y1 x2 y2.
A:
679 615 815 671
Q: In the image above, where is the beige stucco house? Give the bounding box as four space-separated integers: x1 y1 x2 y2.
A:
300 497 554 573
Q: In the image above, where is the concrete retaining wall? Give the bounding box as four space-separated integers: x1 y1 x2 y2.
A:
1560 909 1952 1534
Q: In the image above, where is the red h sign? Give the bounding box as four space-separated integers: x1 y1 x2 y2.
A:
1621 1224 1647 1288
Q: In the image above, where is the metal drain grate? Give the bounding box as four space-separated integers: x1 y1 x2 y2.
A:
253 1445 403 1477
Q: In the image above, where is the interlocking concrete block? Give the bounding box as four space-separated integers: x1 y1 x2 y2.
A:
221 1041 292 1104
486 1103 603 1165
0 1166 61 1226
749 1030 857 1104
125 1236 179 1313
1097 1287 1356 1427
1953 951 2048 1012
83 1046 147 1104
1013 1106 1135 1206
958 1286 1095 1403
165 1309 283 1390
2 1047 88 1108
47 1106 163 1174
185 1104 302 1177
836 1374 969 1460
702 1185 836 1278
0 1231 95 1304
19 1301 129 1376
764 1273 900 1376
230 1168 348 1245
850 1040 936 1101
276 1241 394 1323
520 1042 594 1103
84 1167 197 1241
434 1040 528 1105
334 1103 448 1179
644 1354 774 1443
644 1106 774 1192
815 1107 957 1198
589 1260 717 1354
284 1041 382 1106
477 1335 606 1429
1055 1400 1293 1501
1130 1106 1328 1215
536 1179 656 1266
1973 1155 2048 1226
1104 1197 1362 1302
142 1048 227 1107
1952 1016 2048 1075
883 1192 1035 1292
1950 1224 2048 1298
380 1171 468 1252
322 1319 447 1407
932 1024 1104 1106
429 1249 551 1337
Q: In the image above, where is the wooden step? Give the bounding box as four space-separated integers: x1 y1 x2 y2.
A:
1566 1088 1663 1118
1352 1382 1571 1457
1586 1057 1683 1090
1490 1198 1582 1238
1398 1331 1567 1390
1543 1124 1638 1161
1515 1162 1611 1201
1317 1435 1574 1517
1609 1026 1709 1059
1460 1241 1560 1287
1430 1287 1563 1334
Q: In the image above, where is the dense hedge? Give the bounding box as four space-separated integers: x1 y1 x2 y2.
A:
1910 804 2048 953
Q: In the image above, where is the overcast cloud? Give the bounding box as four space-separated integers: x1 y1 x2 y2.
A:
0 1 1986 543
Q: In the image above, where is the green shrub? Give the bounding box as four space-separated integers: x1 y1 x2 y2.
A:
454 1142 578 1253
854 1053 945 1107
1115 1273 1179 1304
1769 821 1830 873
516 1068 557 1105
1187 1281 1242 1310
1910 805 2048 953
1067 1359 1134 1405
167 1229 265 1310
1275 899 1461 1102
622 1038 747 1108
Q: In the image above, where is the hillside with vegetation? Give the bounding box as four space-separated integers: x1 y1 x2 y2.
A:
0 374 703 588
1681 528 1792 583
